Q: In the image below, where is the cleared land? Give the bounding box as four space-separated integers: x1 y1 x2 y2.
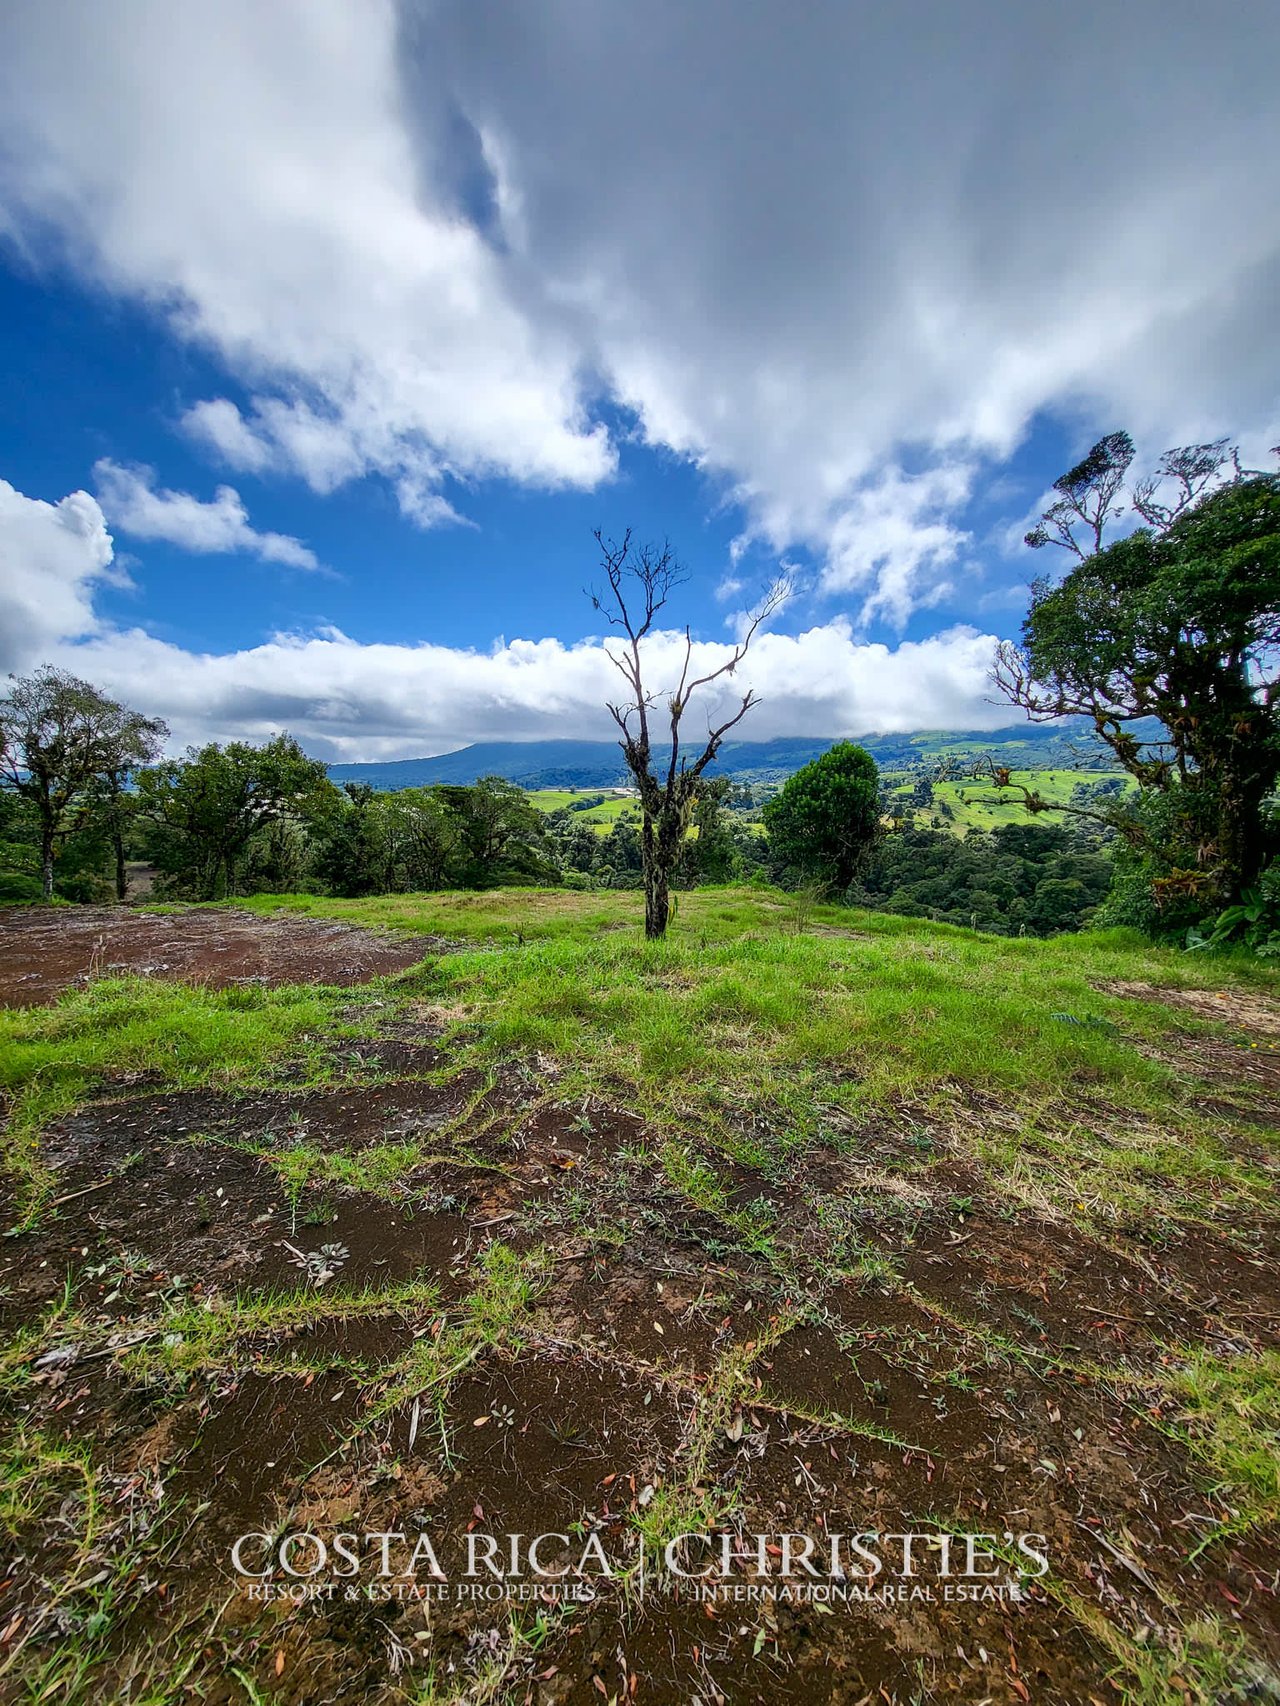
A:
527 790 638 832
0 904 446 1006
889 768 1134 835
1 889 1278 1705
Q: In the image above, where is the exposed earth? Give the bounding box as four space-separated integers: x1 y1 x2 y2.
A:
1 905 1278 1705
0 904 444 1005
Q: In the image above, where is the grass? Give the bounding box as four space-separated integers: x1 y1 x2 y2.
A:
526 788 638 832
0 977 372 1224
890 765 1134 834
1165 1347 1280 1516
119 1273 442 1386
2 886 1279 1702
363 893 1272 1218
9 886 1271 1230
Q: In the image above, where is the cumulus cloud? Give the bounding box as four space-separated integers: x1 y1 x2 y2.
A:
815 463 975 626
181 398 372 497
0 479 116 671
2 1 1277 619
55 618 1007 761
4 476 1008 759
94 460 320 570
0 0 613 528
411 0 1279 610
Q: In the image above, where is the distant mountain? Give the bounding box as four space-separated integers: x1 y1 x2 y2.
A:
327 740 632 791
325 720 1139 792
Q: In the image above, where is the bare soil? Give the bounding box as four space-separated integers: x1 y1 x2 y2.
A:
1 913 1279 1704
0 904 443 1004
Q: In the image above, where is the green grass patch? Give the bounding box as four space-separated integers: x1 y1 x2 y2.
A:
1165 1347 1280 1518
0 976 371 1224
908 767 1134 834
526 788 638 832
7 888 1275 1231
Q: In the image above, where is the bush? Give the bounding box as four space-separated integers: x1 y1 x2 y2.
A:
0 871 42 905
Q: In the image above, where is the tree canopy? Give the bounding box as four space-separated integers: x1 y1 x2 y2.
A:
0 666 167 900
996 435 1280 908
763 741 880 893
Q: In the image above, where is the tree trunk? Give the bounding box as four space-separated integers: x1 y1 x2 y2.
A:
643 858 670 938
106 773 128 901
1217 780 1267 901
114 829 128 902
40 828 55 902
641 809 681 938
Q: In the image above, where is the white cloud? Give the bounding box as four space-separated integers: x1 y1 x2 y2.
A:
94 460 320 570
4 476 1009 758
179 399 274 478
52 618 1006 761
0 0 613 529
2 1 1277 619
182 398 370 497
0 479 116 671
815 463 974 627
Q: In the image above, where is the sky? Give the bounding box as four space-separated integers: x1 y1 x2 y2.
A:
0 0 1277 761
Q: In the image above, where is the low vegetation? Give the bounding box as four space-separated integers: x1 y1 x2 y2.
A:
0 886 1277 1703
0 432 1277 1699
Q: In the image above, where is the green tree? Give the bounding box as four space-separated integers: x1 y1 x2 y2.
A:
312 782 384 897
763 742 880 893
91 715 169 901
139 733 333 899
0 665 168 901
677 776 741 886
436 776 553 886
996 434 1280 909
545 809 603 882
596 814 643 888
382 788 466 890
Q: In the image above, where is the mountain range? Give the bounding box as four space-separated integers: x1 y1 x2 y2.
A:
325 721 1129 791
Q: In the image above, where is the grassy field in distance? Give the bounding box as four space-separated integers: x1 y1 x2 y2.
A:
889 766 1134 834
526 786 638 830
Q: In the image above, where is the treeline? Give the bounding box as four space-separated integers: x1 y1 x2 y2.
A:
0 671 1116 939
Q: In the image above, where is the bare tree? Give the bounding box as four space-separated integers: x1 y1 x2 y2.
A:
590 530 788 938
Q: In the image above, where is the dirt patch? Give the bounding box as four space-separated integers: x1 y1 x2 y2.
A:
0 1084 501 1326
4 913 1280 1700
1105 979 1280 1037
1105 977 1280 1100
898 1211 1217 1358
538 1253 754 1376
0 904 450 1005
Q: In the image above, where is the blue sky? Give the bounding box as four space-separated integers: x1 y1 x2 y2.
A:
1 2 1276 760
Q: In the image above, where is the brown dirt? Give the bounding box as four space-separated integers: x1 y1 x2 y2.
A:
1104 980 1280 1037
0 904 448 1005
3 914 1280 1703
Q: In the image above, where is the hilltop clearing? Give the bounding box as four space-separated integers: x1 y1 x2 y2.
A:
1 888 1277 1704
